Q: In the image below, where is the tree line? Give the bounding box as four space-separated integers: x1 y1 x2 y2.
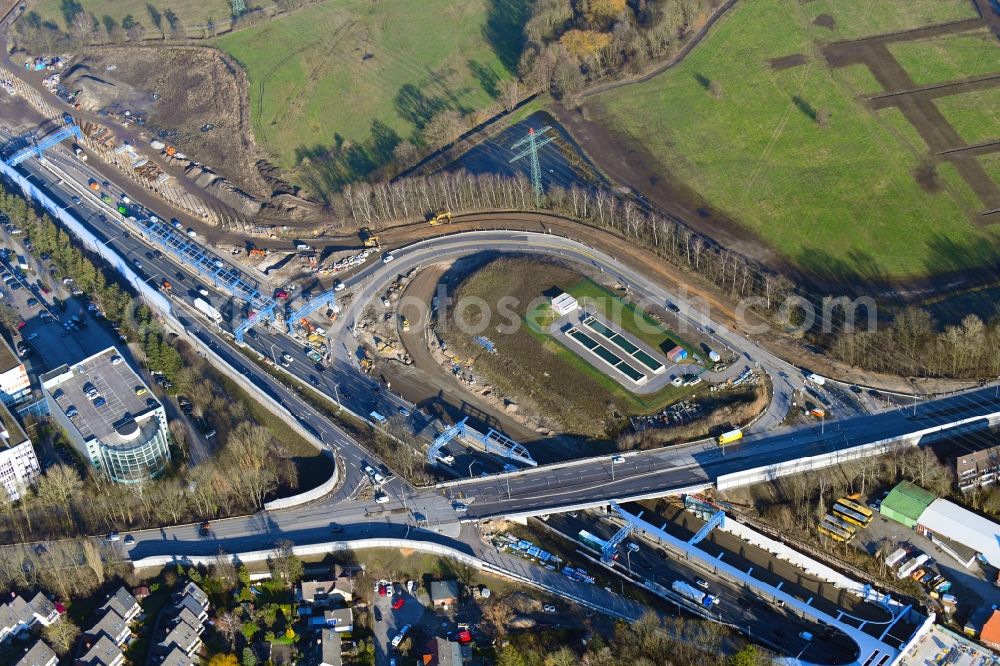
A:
0 183 300 543
13 0 326 49
495 610 767 666
519 0 727 96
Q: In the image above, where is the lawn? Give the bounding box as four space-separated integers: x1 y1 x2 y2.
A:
564 278 700 362
793 0 976 41
212 0 518 172
934 86 1000 145
889 28 1000 86
30 0 229 32
978 153 1000 184
590 0 1000 280
441 257 693 439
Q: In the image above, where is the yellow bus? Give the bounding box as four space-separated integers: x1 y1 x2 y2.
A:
833 501 872 528
838 498 874 520
717 429 743 445
818 524 850 542
824 513 857 536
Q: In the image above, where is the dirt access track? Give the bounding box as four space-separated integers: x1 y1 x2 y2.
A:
823 9 1000 220
363 211 976 397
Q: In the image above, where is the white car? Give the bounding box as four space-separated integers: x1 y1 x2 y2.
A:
391 624 411 647
453 502 467 514
186 228 197 238
612 455 625 464
374 493 390 504
197 287 209 297
333 280 345 292
382 252 394 264
381 296 391 307
363 465 375 476
372 472 385 485
172 220 183 230
436 454 455 465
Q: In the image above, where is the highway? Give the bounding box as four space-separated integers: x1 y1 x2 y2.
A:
10 143 1000 532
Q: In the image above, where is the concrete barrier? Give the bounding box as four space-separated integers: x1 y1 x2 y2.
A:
2 160 341 510
716 411 1000 491
1 160 172 316
131 537 640 621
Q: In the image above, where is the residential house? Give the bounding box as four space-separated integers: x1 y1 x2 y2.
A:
317 627 342 666
13 639 58 666
159 647 197 666
86 609 131 646
0 593 60 643
159 618 202 656
323 608 353 632
180 582 209 610
956 445 1000 491
423 637 463 666
299 578 353 605
175 594 208 623
79 634 125 666
429 580 459 608
100 586 140 623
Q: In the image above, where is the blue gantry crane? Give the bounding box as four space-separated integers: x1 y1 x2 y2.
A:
427 417 537 467
4 124 82 166
286 289 339 334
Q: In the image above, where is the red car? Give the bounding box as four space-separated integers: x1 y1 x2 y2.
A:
378 583 387 597
392 596 405 610
275 289 289 299
16 321 25 329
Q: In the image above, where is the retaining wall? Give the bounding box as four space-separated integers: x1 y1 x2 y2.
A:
716 411 1000 491
131 537 640 621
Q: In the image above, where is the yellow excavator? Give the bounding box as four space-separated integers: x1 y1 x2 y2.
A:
360 228 380 248
427 210 452 226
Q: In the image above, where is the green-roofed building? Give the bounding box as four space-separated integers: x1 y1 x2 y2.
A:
879 481 937 528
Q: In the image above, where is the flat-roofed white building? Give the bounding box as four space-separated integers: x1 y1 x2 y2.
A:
916 498 1000 569
0 399 39 501
41 347 169 484
550 292 578 317
0 335 30 405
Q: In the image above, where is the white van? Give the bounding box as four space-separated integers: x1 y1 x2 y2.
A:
369 411 386 424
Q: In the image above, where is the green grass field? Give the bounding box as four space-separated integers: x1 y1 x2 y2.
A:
591 0 1000 280
934 87 1000 145
794 0 975 40
890 29 1000 86
31 0 229 31
213 0 515 173
441 258 693 439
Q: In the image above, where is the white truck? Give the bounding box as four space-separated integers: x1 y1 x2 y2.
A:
885 547 909 569
193 297 222 324
896 554 928 580
671 580 718 608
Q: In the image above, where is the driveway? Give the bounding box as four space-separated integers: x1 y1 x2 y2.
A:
371 583 426 665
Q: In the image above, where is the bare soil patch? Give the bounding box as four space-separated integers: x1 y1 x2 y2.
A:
813 14 835 30
67 45 269 199
913 160 941 192
769 54 808 70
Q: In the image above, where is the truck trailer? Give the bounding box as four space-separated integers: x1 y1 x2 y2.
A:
193 297 223 324
671 580 718 608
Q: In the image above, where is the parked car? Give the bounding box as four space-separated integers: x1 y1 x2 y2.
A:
106 531 120 542
392 596 405 610
199 521 211 536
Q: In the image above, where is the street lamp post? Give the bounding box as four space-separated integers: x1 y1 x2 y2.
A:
505 470 511 500
625 548 632 576
332 383 342 412
468 460 481 479
611 457 619 481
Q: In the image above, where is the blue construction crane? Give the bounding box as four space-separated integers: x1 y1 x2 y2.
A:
689 510 726 546
286 289 338 334
603 521 636 563
235 301 279 344
427 417 536 467
4 124 82 166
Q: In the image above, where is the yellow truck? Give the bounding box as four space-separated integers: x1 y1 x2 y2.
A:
717 429 743 446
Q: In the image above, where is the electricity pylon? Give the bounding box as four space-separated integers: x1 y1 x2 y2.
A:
510 126 554 206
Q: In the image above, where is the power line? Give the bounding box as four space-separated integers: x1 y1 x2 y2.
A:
510 126 555 206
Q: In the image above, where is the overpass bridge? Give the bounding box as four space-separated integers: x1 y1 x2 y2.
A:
448 386 1000 520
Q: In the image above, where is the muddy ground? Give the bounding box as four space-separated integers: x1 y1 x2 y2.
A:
65 45 270 199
